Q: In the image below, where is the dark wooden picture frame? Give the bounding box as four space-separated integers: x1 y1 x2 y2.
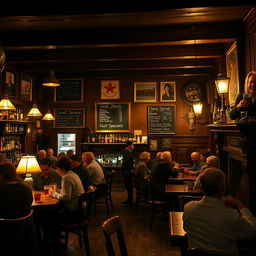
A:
54 109 85 128
54 79 83 102
95 102 131 132
20 73 32 101
3 71 15 97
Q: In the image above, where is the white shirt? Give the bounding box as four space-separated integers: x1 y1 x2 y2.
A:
51 170 84 211
183 196 256 255
87 160 105 185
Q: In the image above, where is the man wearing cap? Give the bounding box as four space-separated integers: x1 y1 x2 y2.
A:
121 141 135 206
70 154 90 191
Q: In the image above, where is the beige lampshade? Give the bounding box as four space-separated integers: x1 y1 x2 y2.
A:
27 104 42 117
42 70 60 87
42 111 55 120
16 156 41 174
193 102 203 117
0 98 16 110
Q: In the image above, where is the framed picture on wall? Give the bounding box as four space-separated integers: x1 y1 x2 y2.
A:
3 71 15 97
180 80 203 105
134 82 157 103
149 139 158 151
160 81 176 102
101 80 120 100
226 41 240 107
20 73 32 101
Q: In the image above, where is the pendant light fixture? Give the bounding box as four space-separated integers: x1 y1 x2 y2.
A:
42 109 55 120
42 70 60 87
0 97 16 110
27 104 42 117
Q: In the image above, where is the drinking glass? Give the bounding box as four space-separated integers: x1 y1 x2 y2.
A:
240 93 250 120
34 192 41 202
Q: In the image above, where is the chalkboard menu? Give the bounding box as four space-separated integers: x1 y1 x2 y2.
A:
54 79 83 102
148 105 175 134
95 102 130 132
54 109 84 128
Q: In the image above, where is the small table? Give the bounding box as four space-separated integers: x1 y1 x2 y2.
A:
168 174 197 184
165 184 202 196
32 191 59 207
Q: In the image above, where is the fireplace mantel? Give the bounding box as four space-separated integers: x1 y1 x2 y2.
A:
207 122 256 214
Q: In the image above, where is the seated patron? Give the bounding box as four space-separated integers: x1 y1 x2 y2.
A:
150 151 179 200
36 149 47 162
70 154 90 191
183 168 256 255
82 152 106 187
0 163 33 219
134 151 151 196
57 152 66 161
67 149 74 158
194 155 220 190
33 157 61 191
184 152 204 175
49 157 85 217
46 147 57 167
148 151 162 170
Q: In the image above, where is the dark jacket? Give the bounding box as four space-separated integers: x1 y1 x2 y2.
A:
122 149 134 174
150 160 179 200
230 93 256 120
72 164 90 191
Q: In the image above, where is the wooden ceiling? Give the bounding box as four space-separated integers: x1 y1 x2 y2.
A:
0 5 254 79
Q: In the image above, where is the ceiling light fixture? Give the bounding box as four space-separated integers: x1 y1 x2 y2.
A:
27 104 42 117
42 70 60 87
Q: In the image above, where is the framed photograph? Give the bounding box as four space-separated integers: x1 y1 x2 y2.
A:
101 80 120 100
160 81 176 102
226 41 239 107
3 71 15 97
149 139 158 151
20 73 32 101
134 82 157 103
180 80 204 105
54 79 83 102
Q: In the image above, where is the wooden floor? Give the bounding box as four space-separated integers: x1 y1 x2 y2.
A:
55 184 180 256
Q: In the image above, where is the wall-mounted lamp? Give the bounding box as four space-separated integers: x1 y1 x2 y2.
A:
42 70 60 87
215 73 229 123
27 104 42 117
192 102 203 122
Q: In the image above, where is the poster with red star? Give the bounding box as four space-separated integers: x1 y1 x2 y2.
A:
101 80 120 99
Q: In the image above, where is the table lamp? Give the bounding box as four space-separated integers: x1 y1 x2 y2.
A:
16 156 41 188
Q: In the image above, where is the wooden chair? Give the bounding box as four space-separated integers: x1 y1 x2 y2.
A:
95 170 115 215
58 186 97 255
0 209 38 255
101 215 128 256
178 195 203 211
146 176 172 231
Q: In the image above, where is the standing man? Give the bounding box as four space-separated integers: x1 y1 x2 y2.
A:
46 147 57 167
122 141 134 206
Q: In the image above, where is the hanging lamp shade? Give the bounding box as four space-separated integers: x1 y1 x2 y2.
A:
42 70 60 87
27 104 42 117
0 97 16 110
42 110 55 120
192 102 203 117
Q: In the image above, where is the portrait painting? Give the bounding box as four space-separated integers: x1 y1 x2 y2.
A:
160 81 176 102
134 82 157 103
149 139 158 151
101 80 120 100
226 41 239 107
4 71 15 97
20 73 32 101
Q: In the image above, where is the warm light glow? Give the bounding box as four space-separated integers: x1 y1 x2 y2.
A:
215 73 229 94
193 102 203 117
42 70 60 87
27 104 42 117
16 156 41 174
42 112 55 120
0 98 16 110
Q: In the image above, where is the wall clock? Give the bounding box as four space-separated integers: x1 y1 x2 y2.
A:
180 81 204 105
